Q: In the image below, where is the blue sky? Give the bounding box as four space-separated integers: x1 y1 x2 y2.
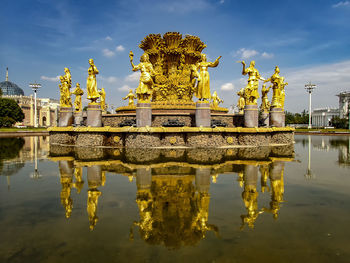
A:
1 0 350 112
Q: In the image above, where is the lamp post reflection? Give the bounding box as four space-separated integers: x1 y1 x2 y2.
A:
305 135 315 178
30 137 42 179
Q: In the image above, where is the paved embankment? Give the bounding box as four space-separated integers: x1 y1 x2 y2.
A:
0 131 49 137
295 131 350 136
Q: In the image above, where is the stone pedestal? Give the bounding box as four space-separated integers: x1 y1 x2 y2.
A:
59 107 74 127
195 101 211 127
74 111 83 126
87 103 102 127
136 103 152 127
244 105 258 128
270 108 284 127
260 111 269 127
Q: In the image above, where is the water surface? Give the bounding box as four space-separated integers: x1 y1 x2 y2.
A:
0 135 349 263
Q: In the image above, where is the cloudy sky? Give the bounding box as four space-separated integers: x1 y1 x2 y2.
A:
1 0 350 112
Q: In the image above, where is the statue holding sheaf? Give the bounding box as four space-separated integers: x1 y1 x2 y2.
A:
239 60 265 105
129 51 155 103
264 66 287 109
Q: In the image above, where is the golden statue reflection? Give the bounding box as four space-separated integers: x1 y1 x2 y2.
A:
87 189 101 231
73 167 84 193
123 89 136 106
87 58 100 104
129 51 155 103
59 160 74 219
130 169 218 248
196 54 221 101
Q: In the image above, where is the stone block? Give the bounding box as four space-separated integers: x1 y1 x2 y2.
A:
59 107 74 127
244 105 258 127
195 102 211 127
270 108 284 127
87 103 102 127
136 103 152 127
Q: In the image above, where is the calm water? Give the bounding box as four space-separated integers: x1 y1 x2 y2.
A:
0 135 349 263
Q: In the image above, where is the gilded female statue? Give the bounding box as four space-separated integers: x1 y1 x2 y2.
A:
264 66 285 108
211 91 223 108
87 59 100 103
64 67 72 87
59 75 71 107
196 54 221 101
260 84 271 112
239 60 264 105
129 51 155 102
237 88 245 114
99 88 106 112
71 83 84 112
123 89 136 106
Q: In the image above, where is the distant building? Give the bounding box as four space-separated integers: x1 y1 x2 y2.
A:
0 68 60 127
311 91 350 127
311 108 339 127
337 91 350 119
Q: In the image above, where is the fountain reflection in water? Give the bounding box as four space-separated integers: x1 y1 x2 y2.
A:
51 145 292 248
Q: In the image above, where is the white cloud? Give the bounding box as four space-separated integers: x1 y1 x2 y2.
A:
221 82 235 91
219 0 225 4
105 36 112 41
235 48 259 59
116 45 125 52
332 1 349 8
125 72 140 82
118 85 131 92
280 60 350 112
261 52 274 59
102 48 115 57
100 76 119 84
40 75 60 82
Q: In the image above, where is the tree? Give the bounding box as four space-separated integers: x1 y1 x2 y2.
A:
331 116 348 129
0 98 24 127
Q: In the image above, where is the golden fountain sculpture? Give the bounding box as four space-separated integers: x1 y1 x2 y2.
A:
87 58 100 104
59 67 72 108
99 87 106 112
71 83 84 112
239 60 265 105
123 89 136 106
122 32 225 111
264 66 288 110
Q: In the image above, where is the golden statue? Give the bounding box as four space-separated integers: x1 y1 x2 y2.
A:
71 83 84 112
280 77 288 109
86 58 100 104
260 84 271 112
129 51 155 103
211 91 223 108
239 60 264 105
87 189 101 230
59 75 72 107
64 67 72 87
264 66 287 109
237 88 245 114
196 54 221 101
99 88 106 112
123 89 136 106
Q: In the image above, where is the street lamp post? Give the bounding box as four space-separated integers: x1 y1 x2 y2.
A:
305 82 316 129
29 83 41 128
